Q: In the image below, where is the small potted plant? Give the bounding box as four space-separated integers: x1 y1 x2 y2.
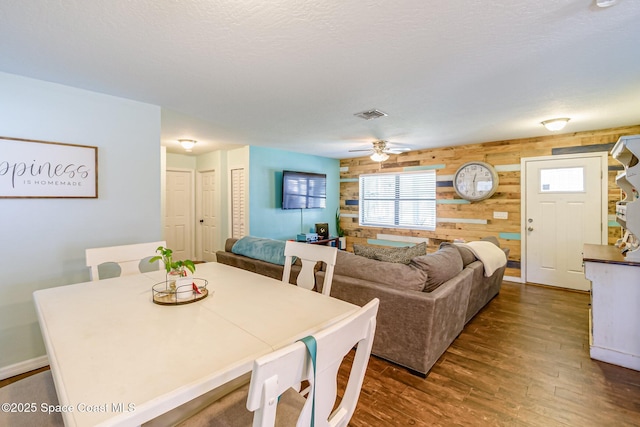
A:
150 246 196 295
335 208 346 250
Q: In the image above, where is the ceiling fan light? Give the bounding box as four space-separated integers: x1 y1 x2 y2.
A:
178 139 197 151
370 152 389 162
596 0 618 7
541 118 570 132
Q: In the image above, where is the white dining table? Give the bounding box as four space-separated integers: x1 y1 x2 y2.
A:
33 261 358 427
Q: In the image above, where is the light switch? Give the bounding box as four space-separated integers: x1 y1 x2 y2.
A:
493 211 508 219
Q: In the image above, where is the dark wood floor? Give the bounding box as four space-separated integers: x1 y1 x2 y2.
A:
339 281 640 426
4 282 640 426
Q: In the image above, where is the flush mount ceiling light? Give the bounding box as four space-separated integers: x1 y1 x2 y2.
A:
178 139 197 152
541 118 570 132
596 0 618 7
354 109 388 120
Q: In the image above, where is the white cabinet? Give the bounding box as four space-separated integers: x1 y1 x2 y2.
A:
611 135 640 260
584 244 640 371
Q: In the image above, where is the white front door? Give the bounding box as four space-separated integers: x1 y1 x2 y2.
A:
524 153 606 291
165 170 193 261
198 170 217 262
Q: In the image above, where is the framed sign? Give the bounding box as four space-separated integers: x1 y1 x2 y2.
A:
0 136 98 198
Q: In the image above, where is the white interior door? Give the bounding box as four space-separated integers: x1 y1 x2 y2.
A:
165 170 193 261
198 170 217 262
524 154 606 291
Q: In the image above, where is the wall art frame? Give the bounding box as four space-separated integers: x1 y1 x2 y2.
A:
0 136 98 198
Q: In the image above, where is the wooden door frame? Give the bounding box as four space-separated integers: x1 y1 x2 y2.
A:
165 168 195 259
520 152 608 285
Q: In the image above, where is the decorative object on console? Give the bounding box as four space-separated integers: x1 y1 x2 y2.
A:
453 161 499 202
611 134 640 260
315 223 329 239
297 233 319 242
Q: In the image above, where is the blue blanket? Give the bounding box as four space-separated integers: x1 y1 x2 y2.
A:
231 236 289 266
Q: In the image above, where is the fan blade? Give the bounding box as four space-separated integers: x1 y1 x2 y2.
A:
348 149 374 152
385 147 411 154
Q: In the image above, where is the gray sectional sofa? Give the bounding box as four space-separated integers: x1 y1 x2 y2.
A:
215 237 509 376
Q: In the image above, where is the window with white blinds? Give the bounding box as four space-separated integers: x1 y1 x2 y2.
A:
359 170 436 230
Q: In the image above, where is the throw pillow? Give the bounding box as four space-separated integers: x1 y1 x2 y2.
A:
353 242 427 264
411 245 463 292
440 242 476 267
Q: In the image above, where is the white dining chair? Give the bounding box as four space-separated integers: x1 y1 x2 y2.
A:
282 240 338 296
85 240 166 281
178 298 379 427
0 370 63 426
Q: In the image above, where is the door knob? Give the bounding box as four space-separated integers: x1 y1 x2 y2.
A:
528 226 534 231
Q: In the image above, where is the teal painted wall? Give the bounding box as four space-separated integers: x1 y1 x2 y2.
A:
249 146 339 240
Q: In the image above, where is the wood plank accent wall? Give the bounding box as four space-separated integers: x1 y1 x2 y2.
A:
339 124 640 280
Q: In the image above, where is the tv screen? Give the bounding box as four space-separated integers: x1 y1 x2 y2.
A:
282 170 326 209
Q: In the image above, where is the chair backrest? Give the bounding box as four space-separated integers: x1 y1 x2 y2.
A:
282 241 338 295
85 241 166 281
246 298 379 427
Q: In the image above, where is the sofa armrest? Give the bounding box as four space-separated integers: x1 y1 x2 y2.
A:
224 238 240 252
317 267 473 375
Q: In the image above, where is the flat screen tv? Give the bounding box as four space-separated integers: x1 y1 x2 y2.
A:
282 170 326 209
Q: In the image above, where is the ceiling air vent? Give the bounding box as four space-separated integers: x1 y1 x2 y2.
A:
354 109 388 120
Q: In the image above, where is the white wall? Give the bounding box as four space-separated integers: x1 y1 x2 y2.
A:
166 152 197 170
0 72 162 376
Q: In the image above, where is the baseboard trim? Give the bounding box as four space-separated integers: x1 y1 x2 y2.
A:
504 275 524 283
590 345 640 371
0 356 49 381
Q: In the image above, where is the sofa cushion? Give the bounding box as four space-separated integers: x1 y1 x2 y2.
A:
333 250 428 291
411 245 463 292
440 242 476 267
352 242 427 264
231 236 289 266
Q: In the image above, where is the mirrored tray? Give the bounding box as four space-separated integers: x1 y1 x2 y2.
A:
152 278 209 306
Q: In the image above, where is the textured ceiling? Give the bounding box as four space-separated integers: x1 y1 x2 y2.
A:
1 0 639 157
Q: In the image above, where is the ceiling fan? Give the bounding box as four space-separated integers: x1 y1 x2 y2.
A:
349 140 411 162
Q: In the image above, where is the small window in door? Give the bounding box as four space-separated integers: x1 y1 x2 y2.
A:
539 167 585 192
